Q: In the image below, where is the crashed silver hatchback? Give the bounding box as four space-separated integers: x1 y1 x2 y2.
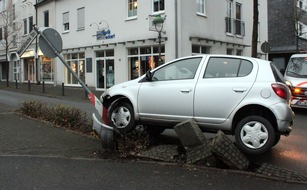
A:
93 55 294 155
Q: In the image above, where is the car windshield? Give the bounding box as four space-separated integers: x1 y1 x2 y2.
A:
286 57 307 78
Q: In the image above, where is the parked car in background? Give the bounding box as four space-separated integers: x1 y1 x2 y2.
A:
283 54 307 108
93 55 294 155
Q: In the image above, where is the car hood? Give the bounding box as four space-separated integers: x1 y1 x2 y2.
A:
284 76 307 87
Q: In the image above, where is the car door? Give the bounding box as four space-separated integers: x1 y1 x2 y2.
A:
138 57 203 124
194 56 257 126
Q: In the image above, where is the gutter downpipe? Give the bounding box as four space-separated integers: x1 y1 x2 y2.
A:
175 0 178 58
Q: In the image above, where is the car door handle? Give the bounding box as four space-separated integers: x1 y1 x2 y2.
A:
233 88 247 93
180 89 192 93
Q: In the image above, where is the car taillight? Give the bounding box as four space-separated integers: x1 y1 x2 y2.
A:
271 84 288 100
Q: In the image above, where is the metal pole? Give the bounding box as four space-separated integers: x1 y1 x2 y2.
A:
33 26 92 95
158 31 162 67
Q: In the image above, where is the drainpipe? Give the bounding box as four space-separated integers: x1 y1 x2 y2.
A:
175 0 178 58
35 0 40 84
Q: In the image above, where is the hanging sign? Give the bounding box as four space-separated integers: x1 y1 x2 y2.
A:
16 29 38 57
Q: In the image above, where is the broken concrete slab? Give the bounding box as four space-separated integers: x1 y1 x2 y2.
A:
211 130 250 170
138 145 183 163
174 119 207 147
185 143 213 164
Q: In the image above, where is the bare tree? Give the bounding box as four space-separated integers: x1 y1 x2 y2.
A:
251 0 259 58
0 0 21 86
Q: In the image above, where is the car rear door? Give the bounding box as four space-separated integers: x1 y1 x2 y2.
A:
194 56 257 126
137 56 203 124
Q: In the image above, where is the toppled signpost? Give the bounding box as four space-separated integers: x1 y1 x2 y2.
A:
17 26 115 150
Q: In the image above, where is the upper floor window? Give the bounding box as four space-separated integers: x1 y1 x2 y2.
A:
153 0 164 13
63 12 69 32
29 16 33 32
128 0 137 17
77 7 85 30
23 19 27 34
44 11 49 27
196 0 206 15
0 28 2 41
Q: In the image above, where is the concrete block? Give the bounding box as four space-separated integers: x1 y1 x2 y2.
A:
211 130 250 170
174 119 206 147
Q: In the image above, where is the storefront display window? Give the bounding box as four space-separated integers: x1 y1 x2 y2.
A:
128 45 164 80
41 57 54 83
64 52 85 85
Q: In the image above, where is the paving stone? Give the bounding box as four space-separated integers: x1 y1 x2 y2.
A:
211 130 250 170
185 143 213 164
256 163 307 182
138 145 181 163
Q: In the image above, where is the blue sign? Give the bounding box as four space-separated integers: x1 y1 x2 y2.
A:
96 29 115 40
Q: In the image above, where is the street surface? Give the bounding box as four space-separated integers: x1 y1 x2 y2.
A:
0 89 306 189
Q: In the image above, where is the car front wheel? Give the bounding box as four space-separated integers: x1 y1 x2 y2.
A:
108 101 136 133
235 116 276 155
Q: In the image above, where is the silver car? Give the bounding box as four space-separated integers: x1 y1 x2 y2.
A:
93 55 294 155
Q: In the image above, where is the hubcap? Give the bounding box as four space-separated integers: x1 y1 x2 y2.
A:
240 121 268 149
111 106 131 129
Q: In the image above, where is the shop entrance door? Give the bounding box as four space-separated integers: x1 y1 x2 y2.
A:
96 58 114 90
24 60 34 82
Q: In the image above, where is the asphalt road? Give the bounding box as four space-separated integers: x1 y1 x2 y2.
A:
0 89 307 189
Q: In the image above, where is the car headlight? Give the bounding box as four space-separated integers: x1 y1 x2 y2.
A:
285 80 293 87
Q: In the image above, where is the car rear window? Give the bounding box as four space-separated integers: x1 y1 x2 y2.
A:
204 57 253 78
271 62 286 83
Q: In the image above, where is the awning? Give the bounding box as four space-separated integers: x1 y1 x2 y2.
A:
21 49 35 58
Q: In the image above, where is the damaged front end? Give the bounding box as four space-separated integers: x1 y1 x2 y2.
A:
89 93 115 150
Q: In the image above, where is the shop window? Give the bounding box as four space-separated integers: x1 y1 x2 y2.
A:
41 57 54 83
128 45 165 80
64 52 85 85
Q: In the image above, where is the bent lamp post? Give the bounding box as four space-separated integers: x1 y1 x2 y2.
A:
152 15 165 67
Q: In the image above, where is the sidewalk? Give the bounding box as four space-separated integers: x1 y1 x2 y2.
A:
0 81 102 102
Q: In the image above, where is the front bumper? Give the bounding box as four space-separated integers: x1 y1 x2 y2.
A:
92 113 114 150
290 97 307 108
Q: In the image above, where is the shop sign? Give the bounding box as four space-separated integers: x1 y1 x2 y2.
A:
96 29 115 40
17 29 38 57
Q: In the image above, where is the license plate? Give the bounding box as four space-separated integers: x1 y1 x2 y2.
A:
297 100 307 106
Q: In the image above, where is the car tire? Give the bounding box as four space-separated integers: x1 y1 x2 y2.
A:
235 116 276 155
108 101 136 134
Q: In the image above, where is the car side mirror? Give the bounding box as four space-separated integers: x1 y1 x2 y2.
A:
145 70 153 81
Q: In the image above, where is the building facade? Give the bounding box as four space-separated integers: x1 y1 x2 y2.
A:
268 0 307 70
1 0 268 90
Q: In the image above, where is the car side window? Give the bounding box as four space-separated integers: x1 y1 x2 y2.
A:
152 57 202 81
204 57 252 78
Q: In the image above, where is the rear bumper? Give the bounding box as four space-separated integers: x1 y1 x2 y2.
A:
271 103 295 135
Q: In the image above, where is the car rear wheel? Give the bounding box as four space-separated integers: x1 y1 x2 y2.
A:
108 101 136 133
235 116 275 155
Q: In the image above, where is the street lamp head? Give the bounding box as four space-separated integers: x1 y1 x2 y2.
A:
152 15 165 32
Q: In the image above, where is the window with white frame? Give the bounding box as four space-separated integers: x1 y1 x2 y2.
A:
64 52 85 85
298 21 307 38
63 12 69 32
196 0 206 15
128 46 165 80
192 45 210 55
128 0 137 17
77 7 85 30
226 0 233 33
153 0 164 13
